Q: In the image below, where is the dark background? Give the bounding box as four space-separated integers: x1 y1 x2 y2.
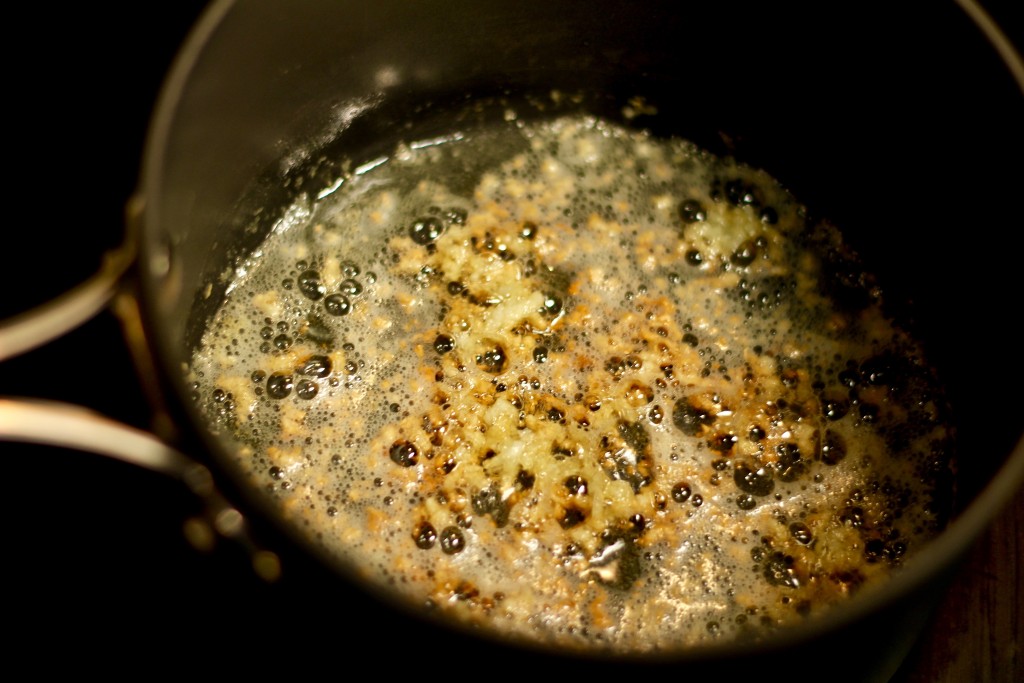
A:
2 1 1021 676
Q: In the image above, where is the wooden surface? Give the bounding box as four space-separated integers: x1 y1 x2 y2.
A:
892 486 1023 683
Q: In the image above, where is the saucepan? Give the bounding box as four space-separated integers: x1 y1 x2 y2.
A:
2 0 1021 678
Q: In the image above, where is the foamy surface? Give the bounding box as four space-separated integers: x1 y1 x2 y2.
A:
189 115 955 653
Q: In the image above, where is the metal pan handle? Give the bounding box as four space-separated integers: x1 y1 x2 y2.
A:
0 227 282 582
0 240 135 362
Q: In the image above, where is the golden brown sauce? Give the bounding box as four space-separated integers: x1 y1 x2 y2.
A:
190 114 955 653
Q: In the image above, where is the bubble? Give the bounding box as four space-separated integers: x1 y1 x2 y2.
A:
339 278 363 296
731 239 759 267
472 485 502 513
564 475 589 496
560 507 587 529
724 179 760 207
414 521 437 549
297 270 326 300
542 295 563 317
626 382 654 406
822 396 849 421
434 334 455 354
266 373 293 399
678 199 707 224
858 402 880 424
775 443 806 482
840 506 867 528
838 367 860 388
860 353 907 387
671 482 692 503
443 207 467 225
737 494 757 510
298 355 332 378
605 356 627 379
820 430 847 465
710 433 738 452
734 462 775 496
324 294 352 316
476 342 507 374
439 526 466 554
410 216 445 244
865 539 885 563
672 398 714 435
296 379 318 400
389 440 418 467
763 552 799 588
789 523 813 544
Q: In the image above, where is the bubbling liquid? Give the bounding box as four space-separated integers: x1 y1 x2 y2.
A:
190 114 955 653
